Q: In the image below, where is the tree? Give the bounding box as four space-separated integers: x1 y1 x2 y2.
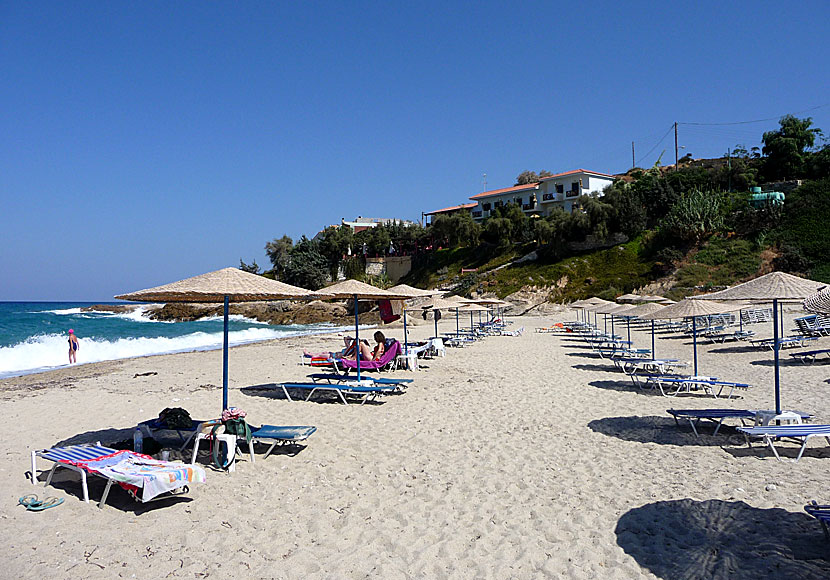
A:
660 189 724 243
265 235 293 279
238 258 260 274
282 236 329 289
762 115 821 180
317 226 353 277
515 170 552 185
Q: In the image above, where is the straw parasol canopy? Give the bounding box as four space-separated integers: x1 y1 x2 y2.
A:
115 267 320 303
694 272 825 414
640 295 667 302
584 298 614 311
387 284 441 298
457 303 491 312
638 299 740 321
804 286 830 315
116 267 321 411
693 271 824 303
617 293 642 303
624 302 670 318
322 279 411 300
593 302 631 315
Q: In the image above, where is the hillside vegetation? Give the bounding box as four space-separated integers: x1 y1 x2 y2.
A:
251 115 830 302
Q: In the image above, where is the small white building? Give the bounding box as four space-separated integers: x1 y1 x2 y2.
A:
536 169 615 214
469 183 541 221
468 169 615 220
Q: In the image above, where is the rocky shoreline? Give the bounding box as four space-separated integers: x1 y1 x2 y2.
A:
82 300 381 325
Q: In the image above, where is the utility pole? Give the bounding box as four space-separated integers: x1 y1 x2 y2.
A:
674 122 679 171
727 148 732 192
631 142 635 169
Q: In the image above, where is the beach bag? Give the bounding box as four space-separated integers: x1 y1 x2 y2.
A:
158 407 192 430
210 407 251 469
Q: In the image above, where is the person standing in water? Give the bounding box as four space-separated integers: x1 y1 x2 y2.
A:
68 329 79 363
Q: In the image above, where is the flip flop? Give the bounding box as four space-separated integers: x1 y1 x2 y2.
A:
19 494 64 511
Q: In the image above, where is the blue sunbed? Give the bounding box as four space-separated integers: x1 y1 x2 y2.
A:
737 424 830 462
307 373 414 386
667 409 757 437
805 501 830 540
279 382 396 405
790 349 830 364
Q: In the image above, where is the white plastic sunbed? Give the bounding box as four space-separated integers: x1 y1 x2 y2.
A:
737 424 830 462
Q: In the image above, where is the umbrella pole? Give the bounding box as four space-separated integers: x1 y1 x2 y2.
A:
739 309 743 332
773 298 781 415
455 308 459 338
354 294 361 382
434 311 438 338
651 319 655 358
470 311 474 334
604 313 607 335
693 316 698 376
222 295 229 411
611 315 615 336
403 308 408 353
627 317 631 344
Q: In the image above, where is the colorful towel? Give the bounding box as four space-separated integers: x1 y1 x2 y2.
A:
63 451 206 501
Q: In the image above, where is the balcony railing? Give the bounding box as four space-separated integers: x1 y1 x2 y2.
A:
471 210 483 218
542 193 555 201
522 203 535 211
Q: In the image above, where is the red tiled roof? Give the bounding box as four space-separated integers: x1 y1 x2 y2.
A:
424 203 477 216
538 169 614 181
469 183 540 200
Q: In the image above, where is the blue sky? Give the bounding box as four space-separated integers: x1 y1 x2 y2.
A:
2 1 829 300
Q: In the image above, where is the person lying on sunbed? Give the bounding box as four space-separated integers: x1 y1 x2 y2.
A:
340 331 386 362
304 336 363 360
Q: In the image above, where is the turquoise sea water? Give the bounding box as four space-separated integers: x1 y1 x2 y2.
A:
0 302 348 378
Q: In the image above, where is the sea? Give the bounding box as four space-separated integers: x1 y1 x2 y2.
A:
0 302 354 379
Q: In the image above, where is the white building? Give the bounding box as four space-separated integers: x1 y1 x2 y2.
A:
469 169 615 220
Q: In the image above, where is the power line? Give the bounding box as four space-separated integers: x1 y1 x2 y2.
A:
679 102 830 126
635 124 675 167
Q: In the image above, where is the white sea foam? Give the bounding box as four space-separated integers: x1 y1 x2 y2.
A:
0 324 355 378
41 307 83 315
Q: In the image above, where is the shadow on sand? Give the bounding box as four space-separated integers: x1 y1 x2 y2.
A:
588 415 745 447
241 383 386 405
616 499 830 579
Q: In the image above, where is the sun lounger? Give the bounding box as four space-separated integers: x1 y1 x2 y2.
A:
736 424 830 461
668 409 757 437
705 330 755 343
644 375 748 399
31 444 206 508
308 372 413 387
805 501 830 541
500 326 524 337
667 409 810 438
191 424 317 466
789 348 830 364
278 381 397 405
751 336 819 350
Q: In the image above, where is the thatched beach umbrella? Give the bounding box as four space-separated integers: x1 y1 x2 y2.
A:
804 286 830 315
624 302 672 356
457 302 491 334
320 279 411 382
387 284 441 352
639 299 740 376
420 297 459 339
116 267 322 410
617 293 642 303
695 272 824 414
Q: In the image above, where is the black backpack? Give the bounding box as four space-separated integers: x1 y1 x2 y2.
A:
158 407 192 430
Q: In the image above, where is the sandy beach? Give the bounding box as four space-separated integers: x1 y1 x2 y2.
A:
2 311 830 579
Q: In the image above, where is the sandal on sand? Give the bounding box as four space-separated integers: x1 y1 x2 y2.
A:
19 494 64 511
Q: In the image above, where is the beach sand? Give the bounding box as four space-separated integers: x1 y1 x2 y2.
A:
2 311 830 579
